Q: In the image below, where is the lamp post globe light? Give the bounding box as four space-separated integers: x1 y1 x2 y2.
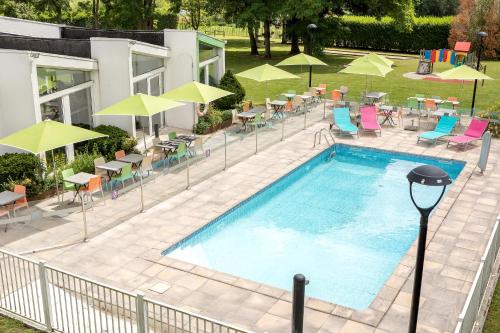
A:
407 165 452 333
470 31 488 116
307 23 318 87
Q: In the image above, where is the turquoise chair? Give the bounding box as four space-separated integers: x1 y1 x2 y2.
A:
332 108 358 137
61 168 75 202
417 115 458 144
111 164 135 189
169 142 187 165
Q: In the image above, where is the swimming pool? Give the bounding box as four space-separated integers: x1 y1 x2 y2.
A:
163 145 464 309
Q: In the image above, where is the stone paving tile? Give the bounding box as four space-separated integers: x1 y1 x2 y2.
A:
1 108 499 333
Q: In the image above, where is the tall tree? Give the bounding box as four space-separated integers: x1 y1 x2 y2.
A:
92 0 100 28
181 0 208 30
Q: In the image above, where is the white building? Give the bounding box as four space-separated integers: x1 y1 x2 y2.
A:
0 16 226 157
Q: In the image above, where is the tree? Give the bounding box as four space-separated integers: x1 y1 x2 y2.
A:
180 0 208 30
414 0 459 17
213 70 246 110
449 0 499 59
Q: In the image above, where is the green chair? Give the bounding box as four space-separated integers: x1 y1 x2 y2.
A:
248 112 264 130
169 142 187 164
111 164 135 189
407 98 420 114
168 131 177 140
61 168 75 202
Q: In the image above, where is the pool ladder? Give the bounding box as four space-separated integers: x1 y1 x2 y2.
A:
313 128 337 158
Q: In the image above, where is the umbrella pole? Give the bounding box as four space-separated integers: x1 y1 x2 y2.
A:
143 134 147 155
52 150 60 202
81 192 87 241
309 65 312 87
139 165 144 212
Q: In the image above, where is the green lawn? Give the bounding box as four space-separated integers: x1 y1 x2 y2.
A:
224 38 500 112
0 316 40 332
484 279 500 333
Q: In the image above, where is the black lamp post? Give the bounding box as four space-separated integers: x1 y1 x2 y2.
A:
407 165 452 333
470 31 488 116
307 23 317 87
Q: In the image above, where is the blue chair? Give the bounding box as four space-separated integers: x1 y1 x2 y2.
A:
332 108 358 137
417 115 458 144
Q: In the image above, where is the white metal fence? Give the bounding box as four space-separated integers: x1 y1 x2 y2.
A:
0 248 251 333
454 215 500 333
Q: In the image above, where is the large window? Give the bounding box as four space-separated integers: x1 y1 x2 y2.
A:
37 68 91 96
199 42 217 63
41 98 64 122
69 88 93 127
132 53 164 76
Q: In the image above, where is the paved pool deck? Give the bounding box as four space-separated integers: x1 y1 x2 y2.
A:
1 109 499 333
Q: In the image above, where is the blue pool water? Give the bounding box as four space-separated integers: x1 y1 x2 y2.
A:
163 145 464 309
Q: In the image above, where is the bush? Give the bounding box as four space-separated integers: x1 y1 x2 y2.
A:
194 119 210 135
75 125 137 161
478 101 500 137
204 108 223 128
323 16 452 53
221 110 233 122
212 70 246 110
0 153 44 197
65 152 101 174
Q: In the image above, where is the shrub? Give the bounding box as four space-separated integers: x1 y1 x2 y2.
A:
478 101 500 137
194 119 210 135
221 110 233 123
212 70 246 110
75 125 137 161
323 15 452 53
65 152 101 174
0 153 44 197
205 108 223 128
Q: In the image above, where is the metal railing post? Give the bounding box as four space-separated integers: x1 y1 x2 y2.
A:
224 131 227 170
136 292 146 333
303 105 307 130
281 115 285 141
38 261 52 332
255 123 258 154
292 274 308 333
186 156 190 189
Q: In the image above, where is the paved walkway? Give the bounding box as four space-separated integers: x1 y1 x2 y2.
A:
1 108 499 333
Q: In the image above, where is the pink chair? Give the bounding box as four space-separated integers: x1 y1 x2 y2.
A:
360 106 382 136
447 118 489 149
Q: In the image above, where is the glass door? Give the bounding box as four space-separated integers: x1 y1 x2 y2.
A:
148 74 163 135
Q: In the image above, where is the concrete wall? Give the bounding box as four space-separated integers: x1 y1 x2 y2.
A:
0 16 62 38
163 30 198 130
0 51 38 154
90 38 135 135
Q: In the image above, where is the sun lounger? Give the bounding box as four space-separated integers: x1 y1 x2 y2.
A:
447 118 488 149
360 106 381 136
417 115 457 144
332 107 358 137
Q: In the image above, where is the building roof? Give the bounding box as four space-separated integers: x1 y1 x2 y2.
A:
454 42 471 53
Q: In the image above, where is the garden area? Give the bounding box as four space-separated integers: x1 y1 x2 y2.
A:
0 125 137 200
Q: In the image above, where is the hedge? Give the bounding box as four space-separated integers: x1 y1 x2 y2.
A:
0 153 44 197
323 16 452 53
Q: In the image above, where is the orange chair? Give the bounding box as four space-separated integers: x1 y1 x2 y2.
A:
331 90 341 102
285 101 293 113
81 177 104 202
13 185 28 216
424 99 437 111
115 150 125 160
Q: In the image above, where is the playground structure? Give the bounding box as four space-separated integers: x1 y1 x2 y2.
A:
417 41 477 75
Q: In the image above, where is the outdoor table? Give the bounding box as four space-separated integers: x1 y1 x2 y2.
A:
379 105 397 126
96 160 129 180
0 191 24 213
154 142 177 161
434 108 457 117
365 92 387 104
176 135 196 145
64 172 95 202
237 108 263 132
117 153 144 168
281 93 296 101
270 100 288 119
313 87 326 97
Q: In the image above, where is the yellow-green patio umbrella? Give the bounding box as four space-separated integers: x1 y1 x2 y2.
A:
339 58 393 92
276 53 328 87
161 81 233 104
95 93 184 150
0 119 107 202
351 53 393 68
236 64 300 101
436 65 493 115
